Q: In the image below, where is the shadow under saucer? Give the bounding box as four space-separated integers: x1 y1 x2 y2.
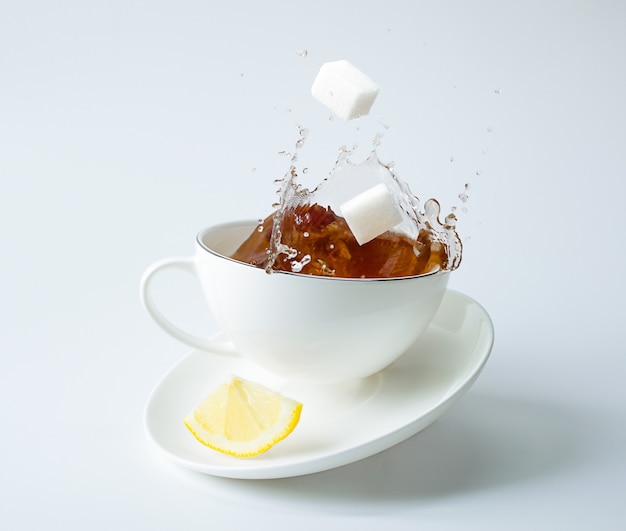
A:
211 391 587 509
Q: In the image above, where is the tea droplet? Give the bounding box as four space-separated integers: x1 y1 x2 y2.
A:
290 254 311 273
458 183 470 203
444 213 458 228
295 124 309 149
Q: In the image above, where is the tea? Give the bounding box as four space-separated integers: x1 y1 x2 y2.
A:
230 203 450 278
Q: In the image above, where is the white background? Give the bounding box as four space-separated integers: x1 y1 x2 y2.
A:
2 1 625 529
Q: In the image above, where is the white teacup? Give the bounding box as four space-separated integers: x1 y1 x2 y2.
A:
140 220 450 384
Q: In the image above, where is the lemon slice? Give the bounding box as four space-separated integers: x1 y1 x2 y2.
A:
184 376 302 458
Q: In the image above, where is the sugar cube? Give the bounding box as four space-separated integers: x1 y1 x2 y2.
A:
311 60 379 121
340 183 403 245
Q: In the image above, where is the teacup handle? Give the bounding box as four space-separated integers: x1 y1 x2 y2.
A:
140 256 237 354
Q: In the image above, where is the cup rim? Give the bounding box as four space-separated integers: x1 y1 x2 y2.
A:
196 220 450 283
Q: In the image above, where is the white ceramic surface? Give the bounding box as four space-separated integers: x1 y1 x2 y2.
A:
144 289 494 479
141 220 450 384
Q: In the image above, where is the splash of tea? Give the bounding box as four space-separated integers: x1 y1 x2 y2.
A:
230 147 462 279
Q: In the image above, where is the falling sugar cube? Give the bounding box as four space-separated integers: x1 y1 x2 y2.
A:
311 60 379 121
340 183 403 245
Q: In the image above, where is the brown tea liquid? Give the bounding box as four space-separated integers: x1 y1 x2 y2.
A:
230 203 449 278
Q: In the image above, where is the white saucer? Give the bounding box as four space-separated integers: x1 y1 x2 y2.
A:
144 289 494 479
